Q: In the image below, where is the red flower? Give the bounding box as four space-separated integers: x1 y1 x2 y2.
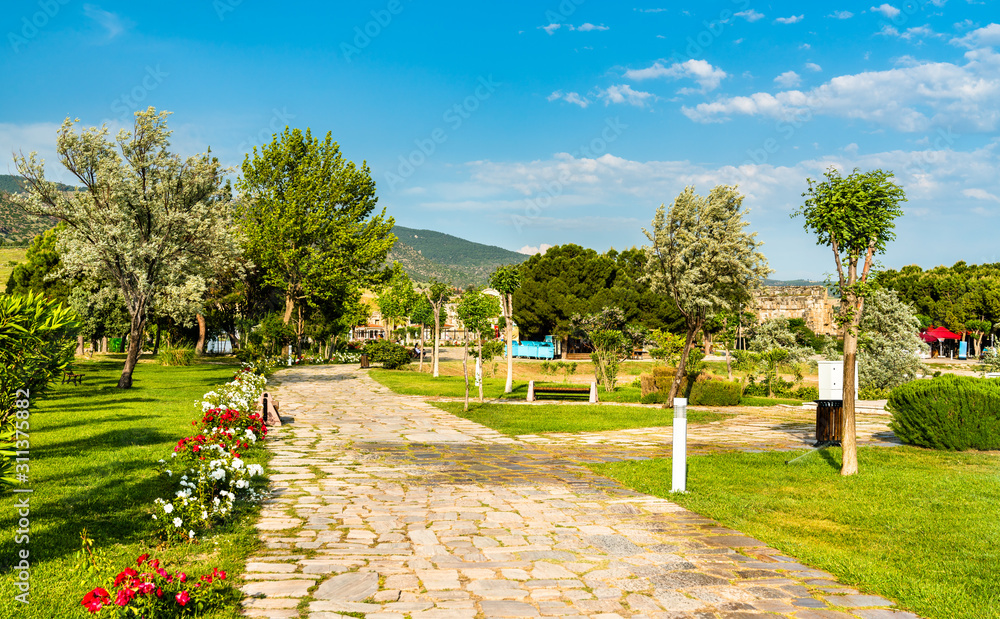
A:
175 590 190 606
136 553 149 566
178 572 187 583
81 588 110 613
114 588 135 606
149 559 159 570
156 587 163 598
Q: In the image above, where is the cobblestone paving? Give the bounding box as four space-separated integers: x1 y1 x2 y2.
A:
240 365 919 619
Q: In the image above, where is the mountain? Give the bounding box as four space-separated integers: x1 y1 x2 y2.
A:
388 225 527 287
0 175 77 244
764 278 826 287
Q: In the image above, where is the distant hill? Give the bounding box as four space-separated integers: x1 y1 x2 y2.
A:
0 174 76 244
764 278 825 287
389 225 527 287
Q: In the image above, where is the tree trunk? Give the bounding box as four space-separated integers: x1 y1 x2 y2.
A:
841 289 861 476
418 323 425 372
478 335 484 403
296 304 304 355
666 323 700 406
226 330 238 352
725 345 733 380
195 313 207 355
283 294 295 324
504 295 514 393
76 335 85 357
118 308 147 389
463 329 470 411
433 308 441 377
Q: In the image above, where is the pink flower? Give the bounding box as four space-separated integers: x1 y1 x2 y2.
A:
177 572 187 583
175 590 190 606
114 588 135 606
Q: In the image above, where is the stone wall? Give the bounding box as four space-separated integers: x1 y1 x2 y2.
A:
753 286 840 336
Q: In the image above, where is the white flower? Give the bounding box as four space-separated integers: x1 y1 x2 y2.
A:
165 469 172 477
189 530 196 538
201 510 208 519
163 503 174 514
173 517 183 527
231 458 244 470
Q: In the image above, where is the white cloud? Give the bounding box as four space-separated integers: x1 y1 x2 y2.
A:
597 84 655 107
735 10 765 22
963 188 1000 202
805 62 823 72
625 59 728 92
774 71 803 88
575 23 609 32
870 4 901 19
635 8 667 13
774 15 804 25
518 244 554 255
951 23 1000 49
540 23 561 35
900 25 943 41
876 24 899 37
828 10 854 19
954 19 974 31
683 49 1000 133
83 4 128 40
547 90 590 108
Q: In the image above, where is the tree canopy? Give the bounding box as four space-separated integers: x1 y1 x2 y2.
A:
11 108 237 388
645 184 770 404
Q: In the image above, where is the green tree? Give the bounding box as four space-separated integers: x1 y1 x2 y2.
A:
794 166 906 475
5 224 72 303
571 306 646 392
376 262 418 343
489 264 522 394
645 184 770 406
456 288 502 406
12 108 236 388
236 127 394 352
422 280 452 377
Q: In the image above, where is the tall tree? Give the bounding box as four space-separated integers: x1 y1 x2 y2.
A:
236 127 395 352
457 288 502 405
411 295 434 372
794 167 906 476
489 264 522 394
422 280 452 377
644 185 770 405
858 288 927 392
12 108 236 388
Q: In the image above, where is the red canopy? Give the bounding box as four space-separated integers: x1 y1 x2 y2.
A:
924 326 962 340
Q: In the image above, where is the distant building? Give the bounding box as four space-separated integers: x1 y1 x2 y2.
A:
753 286 840 336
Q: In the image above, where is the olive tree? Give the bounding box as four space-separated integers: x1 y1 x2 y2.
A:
12 108 237 388
794 167 906 476
644 185 770 405
456 288 501 407
858 288 927 393
422 280 452 377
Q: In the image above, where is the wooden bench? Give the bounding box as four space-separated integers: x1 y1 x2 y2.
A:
526 380 598 403
62 371 85 386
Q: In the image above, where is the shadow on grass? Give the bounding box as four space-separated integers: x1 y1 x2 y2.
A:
37 428 177 457
817 447 842 471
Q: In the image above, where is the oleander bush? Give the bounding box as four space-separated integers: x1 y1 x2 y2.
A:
888 374 1000 450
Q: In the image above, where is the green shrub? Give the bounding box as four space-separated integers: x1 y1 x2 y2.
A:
640 392 667 404
793 386 820 401
888 374 1000 450
363 340 412 370
639 373 657 397
690 379 742 406
157 346 195 366
859 386 892 400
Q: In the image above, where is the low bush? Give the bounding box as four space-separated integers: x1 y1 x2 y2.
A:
158 347 196 367
888 374 1000 450
793 386 819 401
363 340 412 369
860 386 893 400
690 379 742 406
640 392 667 404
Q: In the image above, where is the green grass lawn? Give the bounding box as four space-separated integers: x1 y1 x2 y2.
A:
739 396 806 406
592 447 1000 619
0 246 28 288
0 358 268 619
431 402 731 435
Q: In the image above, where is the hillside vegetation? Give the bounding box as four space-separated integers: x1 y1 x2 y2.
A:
389 225 526 287
0 174 75 244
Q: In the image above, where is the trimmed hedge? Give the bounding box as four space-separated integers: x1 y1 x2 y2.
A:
690 379 742 406
362 340 412 370
888 374 1000 450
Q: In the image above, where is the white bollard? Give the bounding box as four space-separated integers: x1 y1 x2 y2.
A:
672 397 687 493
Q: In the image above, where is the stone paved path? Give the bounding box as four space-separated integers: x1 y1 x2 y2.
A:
240 366 919 619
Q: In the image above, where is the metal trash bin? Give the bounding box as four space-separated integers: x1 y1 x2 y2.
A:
815 399 843 446
359 353 370 369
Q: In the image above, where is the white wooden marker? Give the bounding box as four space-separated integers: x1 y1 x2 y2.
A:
672 397 687 492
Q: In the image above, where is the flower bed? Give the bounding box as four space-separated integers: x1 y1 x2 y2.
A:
152 366 271 542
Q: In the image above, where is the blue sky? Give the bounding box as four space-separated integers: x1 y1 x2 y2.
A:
3 1 1000 279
